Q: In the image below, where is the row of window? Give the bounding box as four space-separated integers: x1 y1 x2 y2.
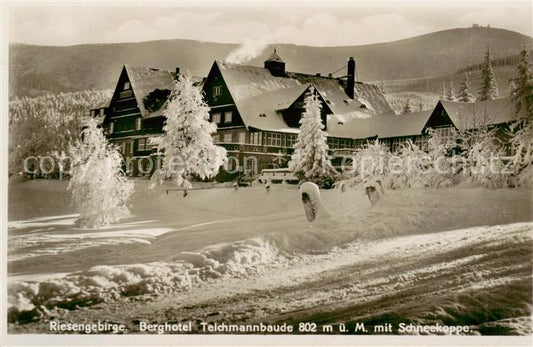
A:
212 131 299 147
211 111 233 124
108 117 142 134
114 137 155 155
327 138 354 149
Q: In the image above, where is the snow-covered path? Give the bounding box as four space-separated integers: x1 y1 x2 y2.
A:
9 222 533 335
7 181 533 334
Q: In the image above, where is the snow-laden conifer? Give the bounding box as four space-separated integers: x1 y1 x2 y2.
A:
509 46 533 185
289 87 335 186
457 73 474 102
68 118 134 228
150 74 227 189
478 46 499 101
511 46 533 119
445 78 456 101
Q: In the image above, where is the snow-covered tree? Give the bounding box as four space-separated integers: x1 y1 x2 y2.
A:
441 82 446 99
511 46 533 119
508 47 533 186
457 72 474 102
336 140 391 191
388 140 428 188
509 118 533 186
463 127 510 188
402 98 411 114
150 74 227 189
445 78 456 101
68 118 134 228
9 90 111 177
289 87 335 187
478 46 499 101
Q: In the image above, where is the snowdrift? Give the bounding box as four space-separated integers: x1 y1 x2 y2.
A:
7 181 533 325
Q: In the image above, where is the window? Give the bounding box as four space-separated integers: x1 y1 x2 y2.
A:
328 138 340 149
212 134 220 143
212 113 221 124
250 132 262 145
109 122 114 134
119 141 125 154
124 141 132 155
392 137 408 153
124 81 131 90
136 117 142 131
99 108 105 117
414 135 428 151
145 138 155 151
354 139 367 148
246 157 258 175
287 134 297 148
339 139 352 149
433 126 456 147
239 132 246 143
223 133 233 143
224 111 233 123
266 133 282 147
213 85 222 97
138 138 147 151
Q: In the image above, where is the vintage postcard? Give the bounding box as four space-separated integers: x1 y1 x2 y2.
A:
2 0 532 346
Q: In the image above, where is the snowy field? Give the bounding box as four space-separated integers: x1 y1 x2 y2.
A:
7 178 533 335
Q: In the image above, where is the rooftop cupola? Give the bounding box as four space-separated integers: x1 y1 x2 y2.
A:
264 48 286 77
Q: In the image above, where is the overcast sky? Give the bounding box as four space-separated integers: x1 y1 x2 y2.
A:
7 1 533 47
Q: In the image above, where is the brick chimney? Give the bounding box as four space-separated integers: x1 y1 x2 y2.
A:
346 57 356 99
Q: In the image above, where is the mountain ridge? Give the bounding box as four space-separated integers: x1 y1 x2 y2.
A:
9 26 532 97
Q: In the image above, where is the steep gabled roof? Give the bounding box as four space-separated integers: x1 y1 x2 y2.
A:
215 60 304 129
328 109 432 139
288 73 395 116
439 97 522 130
124 65 175 117
215 60 386 132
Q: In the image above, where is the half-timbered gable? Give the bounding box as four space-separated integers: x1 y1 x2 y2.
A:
92 51 400 176
100 65 175 174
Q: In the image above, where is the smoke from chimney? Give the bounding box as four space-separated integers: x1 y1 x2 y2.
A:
225 37 270 64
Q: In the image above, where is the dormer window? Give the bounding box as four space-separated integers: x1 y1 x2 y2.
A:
124 81 131 90
213 85 222 97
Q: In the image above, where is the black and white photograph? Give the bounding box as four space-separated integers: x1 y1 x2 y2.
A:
2 0 532 345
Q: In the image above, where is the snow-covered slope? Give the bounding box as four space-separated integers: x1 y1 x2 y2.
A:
7 180 533 333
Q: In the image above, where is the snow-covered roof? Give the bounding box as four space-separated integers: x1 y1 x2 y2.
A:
439 97 523 130
288 73 394 116
215 60 392 134
124 65 175 118
327 109 433 140
216 60 305 130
